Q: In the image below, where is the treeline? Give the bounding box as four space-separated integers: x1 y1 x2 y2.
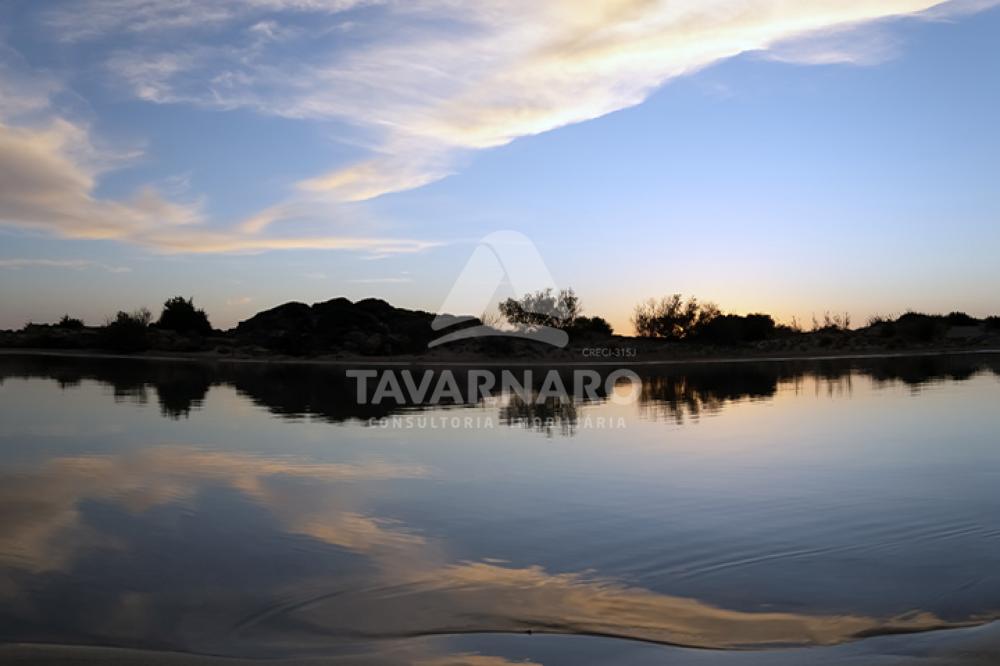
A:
631 295 791 345
101 296 213 351
864 311 1000 342
627 293 999 346
18 297 214 352
489 289 999 346
6 289 1000 356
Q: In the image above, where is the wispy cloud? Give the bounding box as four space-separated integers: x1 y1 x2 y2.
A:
0 118 201 237
0 258 131 273
5 0 997 255
762 23 903 66
348 276 413 284
42 0 379 42
0 80 436 256
0 34 440 257
82 0 987 204
0 47 61 121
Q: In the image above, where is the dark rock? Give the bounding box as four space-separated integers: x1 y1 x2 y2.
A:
233 297 447 356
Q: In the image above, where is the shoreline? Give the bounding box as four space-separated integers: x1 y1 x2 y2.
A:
2 345 999 368
3 619 1000 665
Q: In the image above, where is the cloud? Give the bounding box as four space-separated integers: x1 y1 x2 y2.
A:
0 117 436 255
86 0 983 203
0 48 61 121
7 0 996 254
42 0 380 42
763 24 903 65
0 119 202 238
0 39 440 257
348 276 413 284
0 258 131 272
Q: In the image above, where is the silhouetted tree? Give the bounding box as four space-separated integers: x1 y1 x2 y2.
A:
499 288 581 330
632 295 719 339
157 296 212 335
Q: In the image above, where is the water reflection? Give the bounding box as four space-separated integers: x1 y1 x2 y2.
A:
498 395 580 436
1 352 999 663
0 443 988 658
1 353 998 430
0 448 428 572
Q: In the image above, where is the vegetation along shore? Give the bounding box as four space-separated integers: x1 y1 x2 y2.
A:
3 290 999 362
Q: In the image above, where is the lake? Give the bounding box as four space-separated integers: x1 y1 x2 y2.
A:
1 352 999 665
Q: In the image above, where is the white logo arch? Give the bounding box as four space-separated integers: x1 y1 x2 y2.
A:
430 231 569 348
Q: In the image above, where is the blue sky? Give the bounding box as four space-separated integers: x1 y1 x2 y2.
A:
0 0 998 332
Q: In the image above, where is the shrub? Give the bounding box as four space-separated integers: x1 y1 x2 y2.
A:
693 313 776 345
157 296 212 335
101 308 152 352
812 311 851 333
945 311 980 327
570 315 613 337
773 323 803 337
57 314 85 330
895 311 943 342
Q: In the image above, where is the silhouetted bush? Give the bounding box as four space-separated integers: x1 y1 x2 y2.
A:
57 315 85 330
569 315 613 337
157 296 212 335
774 322 804 338
895 312 944 342
632 295 719 339
101 308 152 352
694 313 776 345
985 316 1000 331
499 288 581 330
866 314 892 327
811 311 851 333
863 314 895 338
945 311 980 327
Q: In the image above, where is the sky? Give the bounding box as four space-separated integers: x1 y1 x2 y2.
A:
0 0 998 333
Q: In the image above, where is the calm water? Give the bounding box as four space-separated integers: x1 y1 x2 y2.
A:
1 352 999 665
